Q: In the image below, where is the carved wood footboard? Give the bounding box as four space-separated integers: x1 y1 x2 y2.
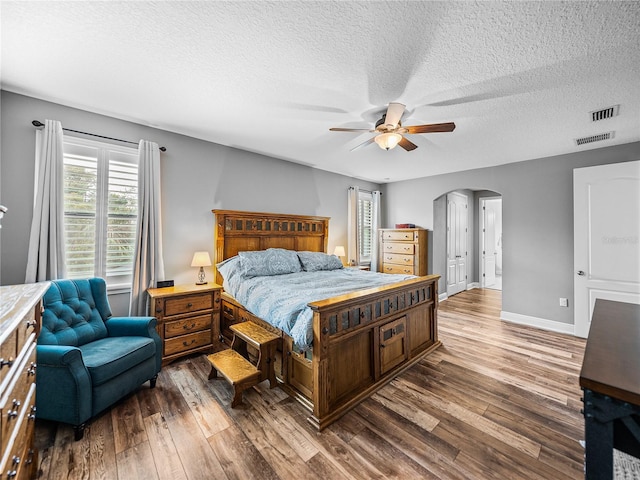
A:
212 209 441 430
308 274 440 429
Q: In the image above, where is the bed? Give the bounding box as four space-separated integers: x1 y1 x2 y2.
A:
212 209 441 430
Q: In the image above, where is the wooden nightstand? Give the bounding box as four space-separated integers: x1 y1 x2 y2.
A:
147 283 222 365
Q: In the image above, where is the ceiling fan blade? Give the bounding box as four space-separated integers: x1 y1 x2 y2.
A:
404 122 456 134
329 127 373 132
350 137 376 151
398 137 418 151
383 102 405 129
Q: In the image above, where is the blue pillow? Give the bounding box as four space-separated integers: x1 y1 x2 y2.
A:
297 251 343 272
238 248 302 277
216 256 243 290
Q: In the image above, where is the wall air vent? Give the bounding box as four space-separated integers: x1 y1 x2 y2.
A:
591 105 619 122
575 131 614 146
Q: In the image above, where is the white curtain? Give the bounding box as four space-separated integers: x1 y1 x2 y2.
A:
130 140 165 316
370 190 382 272
347 186 359 266
25 119 66 283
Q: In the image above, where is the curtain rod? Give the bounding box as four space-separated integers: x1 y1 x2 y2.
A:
31 120 167 152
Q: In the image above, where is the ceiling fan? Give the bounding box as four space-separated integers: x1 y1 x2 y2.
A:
329 102 455 151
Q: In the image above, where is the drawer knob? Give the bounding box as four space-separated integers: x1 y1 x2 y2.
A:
187 302 193 308
12 399 21 409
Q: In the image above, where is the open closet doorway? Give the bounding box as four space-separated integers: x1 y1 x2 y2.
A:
480 197 502 290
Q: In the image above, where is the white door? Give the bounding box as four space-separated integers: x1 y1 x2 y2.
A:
574 160 640 338
483 201 497 287
447 192 468 296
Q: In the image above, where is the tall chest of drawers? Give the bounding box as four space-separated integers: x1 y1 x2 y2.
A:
0 282 49 480
147 283 222 365
379 228 428 276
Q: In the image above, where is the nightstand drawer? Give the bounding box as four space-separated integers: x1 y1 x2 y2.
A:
164 314 212 339
164 330 212 356
382 264 415 275
382 253 414 265
382 243 415 255
165 293 212 316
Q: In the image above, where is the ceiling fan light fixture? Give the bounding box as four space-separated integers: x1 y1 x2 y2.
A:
375 132 402 151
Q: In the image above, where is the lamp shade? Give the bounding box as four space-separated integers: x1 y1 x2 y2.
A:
191 251 212 267
374 132 402 150
333 245 346 257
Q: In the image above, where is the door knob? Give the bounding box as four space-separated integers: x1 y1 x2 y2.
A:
577 270 585 276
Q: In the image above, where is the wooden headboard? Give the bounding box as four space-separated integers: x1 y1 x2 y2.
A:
212 209 330 285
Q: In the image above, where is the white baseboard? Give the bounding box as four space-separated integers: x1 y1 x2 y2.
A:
467 282 480 290
439 292 448 302
501 310 575 335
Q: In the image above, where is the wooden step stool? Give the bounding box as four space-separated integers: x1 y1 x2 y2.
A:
207 321 279 407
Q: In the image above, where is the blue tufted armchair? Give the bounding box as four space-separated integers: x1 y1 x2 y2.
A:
36 278 161 440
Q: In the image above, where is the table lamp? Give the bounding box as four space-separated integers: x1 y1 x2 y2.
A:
191 251 212 285
333 245 346 265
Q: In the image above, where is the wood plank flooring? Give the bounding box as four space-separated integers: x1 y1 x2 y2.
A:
34 289 587 479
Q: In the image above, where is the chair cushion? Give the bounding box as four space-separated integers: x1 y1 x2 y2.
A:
39 278 110 346
79 336 156 386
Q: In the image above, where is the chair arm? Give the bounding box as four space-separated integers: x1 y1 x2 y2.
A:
37 344 85 367
36 345 92 426
105 316 162 374
105 316 157 338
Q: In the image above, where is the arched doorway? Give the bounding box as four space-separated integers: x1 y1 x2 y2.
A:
433 189 502 300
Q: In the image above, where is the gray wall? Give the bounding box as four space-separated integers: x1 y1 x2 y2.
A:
383 142 640 326
0 91 379 314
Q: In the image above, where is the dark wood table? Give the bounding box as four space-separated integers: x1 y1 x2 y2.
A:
580 299 640 479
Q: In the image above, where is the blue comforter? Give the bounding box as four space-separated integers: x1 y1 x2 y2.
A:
225 268 415 351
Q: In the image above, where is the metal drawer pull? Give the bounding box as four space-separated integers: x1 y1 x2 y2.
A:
187 302 193 308
183 339 196 347
7 455 19 477
183 323 196 330
0 357 14 368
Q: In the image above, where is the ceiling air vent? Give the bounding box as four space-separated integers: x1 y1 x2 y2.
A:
591 105 619 122
575 131 614 146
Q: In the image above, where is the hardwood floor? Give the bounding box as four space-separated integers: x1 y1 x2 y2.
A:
34 289 587 479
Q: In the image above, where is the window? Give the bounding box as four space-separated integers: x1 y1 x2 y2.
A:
63 137 138 287
358 190 374 263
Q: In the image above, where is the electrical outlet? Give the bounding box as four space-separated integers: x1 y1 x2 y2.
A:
559 298 569 307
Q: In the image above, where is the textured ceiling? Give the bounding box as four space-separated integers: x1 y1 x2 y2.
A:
2 1 639 183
